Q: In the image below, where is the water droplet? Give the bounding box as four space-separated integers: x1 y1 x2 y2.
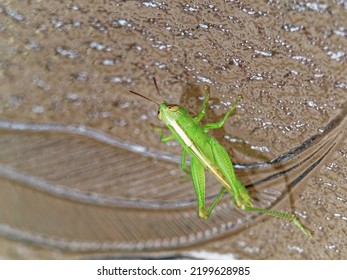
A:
89 41 106 51
290 69 299 75
32 105 44 114
250 74 264 81
112 19 133 28
75 72 88 81
154 61 167 69
65 92 80 101
282 23 303 32
70 4 80 11
56 47 77 59
152 41 172 50
139 114 148 121
198 23 209 29
143 1 166 8
113 117 127 127
196 76 212 84
183 4 199 12
254 50 273 57
33 78 49 91
327 51 345 61
291 55 311 64
333 27 347 37
91 19 108 33
334 81 347 89
109 76 132 84
306 100 317 108
287 245 304 253
251 145 270 153
102 59 116 65
5 7 26 22
305 2 328 12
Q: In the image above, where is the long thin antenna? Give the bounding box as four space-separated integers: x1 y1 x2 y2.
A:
153 77 161 97
129 77 164 105
129 90 160 105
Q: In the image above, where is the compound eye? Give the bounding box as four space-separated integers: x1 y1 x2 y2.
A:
157 110 162 120
167 105 179 112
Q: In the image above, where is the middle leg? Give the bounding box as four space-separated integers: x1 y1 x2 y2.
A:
203 95 242 131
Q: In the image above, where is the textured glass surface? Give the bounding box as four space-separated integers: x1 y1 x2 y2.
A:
0 1 346 259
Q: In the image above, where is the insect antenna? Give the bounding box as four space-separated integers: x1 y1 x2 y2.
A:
129 90 160 105
152 77 162 98
129 77 165 105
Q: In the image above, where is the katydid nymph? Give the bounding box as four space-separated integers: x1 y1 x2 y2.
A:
130 78 311 237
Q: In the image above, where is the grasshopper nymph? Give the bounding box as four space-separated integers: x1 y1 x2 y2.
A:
130 78 311 237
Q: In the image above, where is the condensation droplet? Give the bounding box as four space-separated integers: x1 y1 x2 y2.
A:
32 105 45 114
56 47 77 59
65 92 80 101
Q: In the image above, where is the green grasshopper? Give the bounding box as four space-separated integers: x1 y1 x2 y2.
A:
130 79 311 237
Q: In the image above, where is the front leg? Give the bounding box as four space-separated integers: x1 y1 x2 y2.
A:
203 95 242 132
194 85 210 123
154 127 175 143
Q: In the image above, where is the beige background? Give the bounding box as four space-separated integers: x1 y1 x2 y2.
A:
0 1 346 259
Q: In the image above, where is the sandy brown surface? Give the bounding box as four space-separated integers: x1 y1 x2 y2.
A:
0 1 346 259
